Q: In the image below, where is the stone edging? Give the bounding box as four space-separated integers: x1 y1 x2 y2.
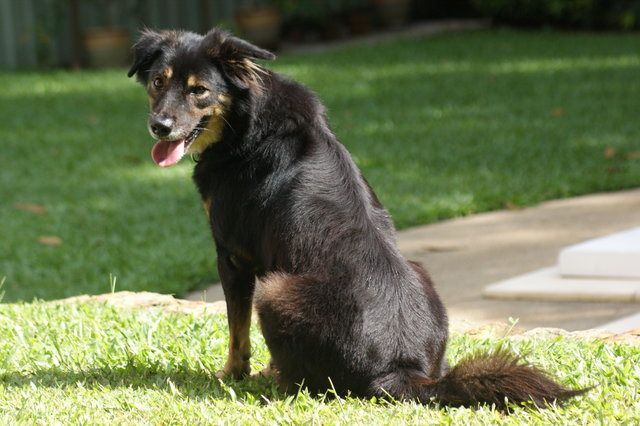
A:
54 291 640 344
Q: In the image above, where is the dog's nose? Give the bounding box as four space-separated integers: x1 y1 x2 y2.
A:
149 116 175 139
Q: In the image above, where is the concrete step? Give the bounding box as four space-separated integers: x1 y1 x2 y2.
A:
598 312 640 333
483 266 640 302
559 227 640 279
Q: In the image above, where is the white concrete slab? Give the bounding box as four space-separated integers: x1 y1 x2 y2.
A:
483 267 640 302
558 227 640 279
598 312 640 333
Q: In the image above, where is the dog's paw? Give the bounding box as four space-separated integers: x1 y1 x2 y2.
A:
215 361 250 380
215 370 231 380
251 361 278 379
215 368 245 380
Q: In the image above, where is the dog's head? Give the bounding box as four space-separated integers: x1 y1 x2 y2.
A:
128 29 275 167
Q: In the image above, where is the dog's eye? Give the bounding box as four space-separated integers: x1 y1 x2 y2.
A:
152 77 164 89
191 86 209 96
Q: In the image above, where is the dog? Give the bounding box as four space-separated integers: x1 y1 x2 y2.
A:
128 28 586 409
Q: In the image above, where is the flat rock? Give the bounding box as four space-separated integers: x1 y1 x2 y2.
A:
54 291 640 344
55 291 227 316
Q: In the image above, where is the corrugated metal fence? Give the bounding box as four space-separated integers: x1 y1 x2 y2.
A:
0 0 240 69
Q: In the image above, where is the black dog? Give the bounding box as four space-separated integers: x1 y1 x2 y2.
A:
128 29 585 409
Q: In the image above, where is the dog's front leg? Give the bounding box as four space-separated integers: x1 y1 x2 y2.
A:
215 251 254 379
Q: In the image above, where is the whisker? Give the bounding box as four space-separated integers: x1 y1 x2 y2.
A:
219 115 236 136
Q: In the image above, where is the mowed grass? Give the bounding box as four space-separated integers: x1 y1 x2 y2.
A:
0 301 638 424
1 29 639 301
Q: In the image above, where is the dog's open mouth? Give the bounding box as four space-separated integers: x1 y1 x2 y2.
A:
151 117 209 167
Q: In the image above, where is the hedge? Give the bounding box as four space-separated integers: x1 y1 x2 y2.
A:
472 0 640 29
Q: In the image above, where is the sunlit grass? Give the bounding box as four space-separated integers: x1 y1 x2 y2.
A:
1 29 639 301
487 54 640 74
0 301 637 423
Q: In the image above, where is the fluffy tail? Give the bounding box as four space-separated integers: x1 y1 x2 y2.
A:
421 350 588 409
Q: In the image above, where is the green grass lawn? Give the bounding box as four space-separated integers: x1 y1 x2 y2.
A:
0 301 637 424
1 29 639 301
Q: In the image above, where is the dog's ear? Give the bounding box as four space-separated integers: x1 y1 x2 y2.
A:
127 30 166 82
220 35 276 62
203 29 275 91
204 29 276 62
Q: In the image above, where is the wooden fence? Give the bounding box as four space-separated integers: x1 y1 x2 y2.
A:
0 0 240 69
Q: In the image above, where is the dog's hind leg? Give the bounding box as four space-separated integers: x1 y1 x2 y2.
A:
253 272 308 391
253 272 366 395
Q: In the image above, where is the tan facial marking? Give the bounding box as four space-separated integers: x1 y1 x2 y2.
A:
162 67 173 79
186 76 212 97
187 94 233 155
188 115 226 154
218 93 232 105
186 75 198 88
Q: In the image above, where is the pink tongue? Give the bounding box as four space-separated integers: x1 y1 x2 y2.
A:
151 139 186 167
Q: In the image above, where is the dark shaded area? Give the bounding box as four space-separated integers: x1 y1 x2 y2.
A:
473 0 640 30
0 365 279 402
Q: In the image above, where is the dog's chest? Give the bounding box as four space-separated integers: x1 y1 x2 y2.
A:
195 161 285 253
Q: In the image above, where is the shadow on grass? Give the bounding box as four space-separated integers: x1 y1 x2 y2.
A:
0 364 283 402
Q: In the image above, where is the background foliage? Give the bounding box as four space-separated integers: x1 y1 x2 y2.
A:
473 0 640 29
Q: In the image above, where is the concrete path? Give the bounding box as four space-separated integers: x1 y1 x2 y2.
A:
187 189 640 331
397 189 640 331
